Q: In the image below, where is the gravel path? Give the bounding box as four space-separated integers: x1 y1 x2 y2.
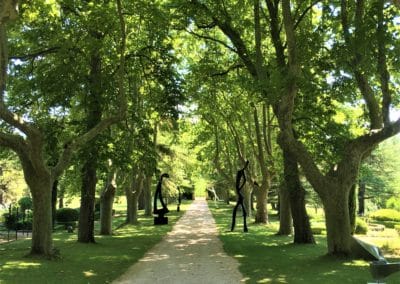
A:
113 198 245 284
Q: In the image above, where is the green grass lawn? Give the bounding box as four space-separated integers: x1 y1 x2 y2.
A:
0 201 190 284
209 202 400 284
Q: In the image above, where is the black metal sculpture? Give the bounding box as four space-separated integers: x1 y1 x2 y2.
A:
153 173 170 225
351 237 400 282
231 160 249 232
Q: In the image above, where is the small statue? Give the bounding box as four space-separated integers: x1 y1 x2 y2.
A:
153 173 169 225
231 160 249 232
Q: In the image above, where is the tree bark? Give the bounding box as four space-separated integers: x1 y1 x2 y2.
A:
78 160 97 243
252 104 270 224
322 186 352 256
125 178 134 223
29 174 53 256
283 149 315 243
130 174 143 224
100 179 116 235
78 47 102 243
349 183 356 235
277 183 293 235
126 173 144 224
143 175 152 217
51 179 58 228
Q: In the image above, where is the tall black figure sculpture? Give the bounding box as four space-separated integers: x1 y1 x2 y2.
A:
153 173 170 225
231 160 249 232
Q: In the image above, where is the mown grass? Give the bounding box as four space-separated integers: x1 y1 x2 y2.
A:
0 201 191 284
209 201 400 284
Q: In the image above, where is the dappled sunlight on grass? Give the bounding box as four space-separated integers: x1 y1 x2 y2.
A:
83 269 97 277
208 201 395 283
0 200 191 283
3 260 41 269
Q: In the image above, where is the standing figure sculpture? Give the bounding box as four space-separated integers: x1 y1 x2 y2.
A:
153 173 170 225
231 160 249 232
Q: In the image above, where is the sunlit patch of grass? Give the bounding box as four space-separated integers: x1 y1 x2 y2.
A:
209 201 400 284
0 200 191 283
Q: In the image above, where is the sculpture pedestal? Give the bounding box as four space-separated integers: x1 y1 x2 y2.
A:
154 216 168 225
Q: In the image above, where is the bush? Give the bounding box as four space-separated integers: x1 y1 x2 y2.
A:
369 209 400 222
18 196 33 211
3 213 17 230
355 218 368 234
56 208 79 227
395 225 400 236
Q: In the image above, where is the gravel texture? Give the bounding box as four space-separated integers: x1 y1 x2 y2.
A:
113 198 245 284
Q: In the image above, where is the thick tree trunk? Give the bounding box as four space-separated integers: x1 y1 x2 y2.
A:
255 180 269 223
277 183 292 235
100 182 115 235
78 161 97 243
143 175 152 217
126 174 143 224
283 150 315 244
29 175 54 256
78 49 102 243
323 188 352 256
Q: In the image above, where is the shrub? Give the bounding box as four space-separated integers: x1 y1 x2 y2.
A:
56 208 79 228
369 209 400 222
3 212 17 230
395 225 400 236
355 218 368 234
18 196 33 211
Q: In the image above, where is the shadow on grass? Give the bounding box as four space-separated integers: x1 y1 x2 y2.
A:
0 202 190 284
209 202 400 284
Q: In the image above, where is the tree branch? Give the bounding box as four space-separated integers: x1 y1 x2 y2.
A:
190 0 258 78
341 0 382 129
376 0 391 126
10 47 60 61
210 63 244 77
185 29 237 53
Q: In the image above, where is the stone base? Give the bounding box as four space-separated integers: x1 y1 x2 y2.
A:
154 216 168 225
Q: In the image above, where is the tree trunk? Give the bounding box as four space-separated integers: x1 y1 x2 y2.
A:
138 190 145 210
58 186 64 209
131 174 144 223
323 188 352 256
358 180 365 216
252 104 270 224
277 183 293 235
78 49 102 243
143 175 152 217
100 181 115 235
254 181 268 223
283 149 315 244
125 181 134 223
78 161 97 243
51 179 58 228
29 175 54 256
126 174 144 224
349 183 356 235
